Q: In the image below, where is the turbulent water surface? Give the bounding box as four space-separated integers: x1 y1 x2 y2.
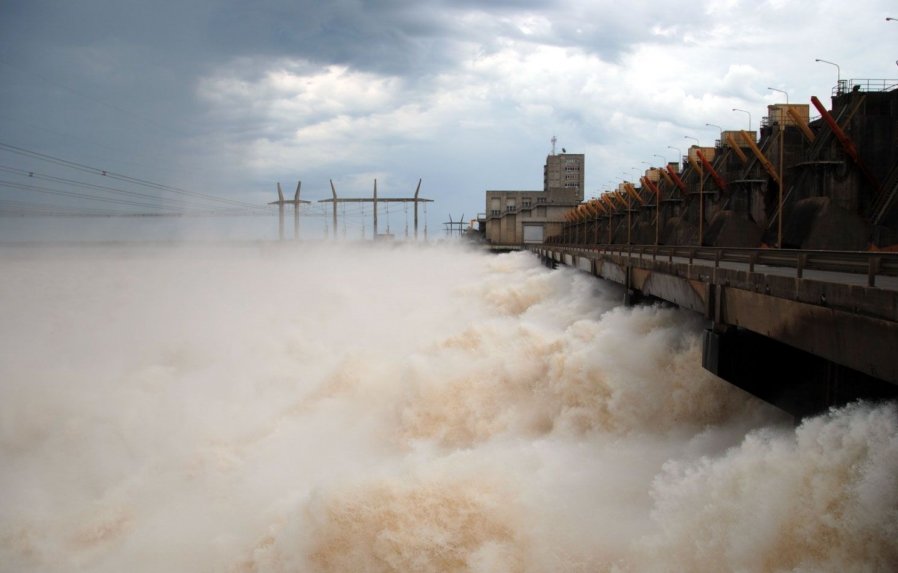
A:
1 243 896 572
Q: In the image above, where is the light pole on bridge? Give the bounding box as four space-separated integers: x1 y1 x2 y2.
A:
768 87 790 248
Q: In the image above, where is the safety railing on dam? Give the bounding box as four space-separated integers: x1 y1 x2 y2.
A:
531 244 898 288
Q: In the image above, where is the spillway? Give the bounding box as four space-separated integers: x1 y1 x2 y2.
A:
1 243 895 572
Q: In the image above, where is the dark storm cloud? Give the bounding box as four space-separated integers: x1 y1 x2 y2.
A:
203 1 454 75
196 0 657 77
0 0 646 162
3 0 660 80
4 0 893 223
2 1 475 77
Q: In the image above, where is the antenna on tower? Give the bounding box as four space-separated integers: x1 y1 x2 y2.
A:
551 135 557 155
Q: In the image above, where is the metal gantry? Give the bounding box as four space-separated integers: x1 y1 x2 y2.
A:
442 213 467 238
317 179 433 240
269 178 433 241
269 181 310 240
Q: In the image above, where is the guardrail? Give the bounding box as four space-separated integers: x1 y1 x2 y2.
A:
533 244 898 287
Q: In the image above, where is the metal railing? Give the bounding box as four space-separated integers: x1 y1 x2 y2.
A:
834 79 898 96
533 244 898 287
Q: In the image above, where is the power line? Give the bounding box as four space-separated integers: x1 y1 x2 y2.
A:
0 142 269 211
0 179 186 212
0 198 125 217
0 110 186 175
0 165 210 210
0 179 273 218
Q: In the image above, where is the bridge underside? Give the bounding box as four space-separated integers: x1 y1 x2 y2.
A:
536 248 898 419
703 327 897 419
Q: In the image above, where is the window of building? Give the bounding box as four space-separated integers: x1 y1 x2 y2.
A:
537 197 547 204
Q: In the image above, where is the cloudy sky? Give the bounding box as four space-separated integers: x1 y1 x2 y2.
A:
1 0 896 235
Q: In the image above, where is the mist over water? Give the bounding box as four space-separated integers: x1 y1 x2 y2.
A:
1 243 896 572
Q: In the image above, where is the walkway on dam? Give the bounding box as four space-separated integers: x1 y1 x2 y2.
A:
599 249 898 291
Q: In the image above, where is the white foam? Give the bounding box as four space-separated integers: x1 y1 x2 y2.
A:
0 244 893 572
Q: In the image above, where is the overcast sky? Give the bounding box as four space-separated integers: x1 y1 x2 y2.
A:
1 0 897 236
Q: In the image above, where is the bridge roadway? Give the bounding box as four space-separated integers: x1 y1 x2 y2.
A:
527 243 898 418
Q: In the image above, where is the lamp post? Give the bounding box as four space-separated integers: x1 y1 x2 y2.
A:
767 86 789 104
685 136 703 246
667 146 682 164
684 136 700 170
705 123 723 144
616 174 629 245
651 157 665 245
628 170 640 246
815 58 841 94
768 87 788 248
732 108 752 132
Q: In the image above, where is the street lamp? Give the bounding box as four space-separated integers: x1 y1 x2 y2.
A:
814 58 840 85
651 156 665 244
767 86 789 104
732 108 752 131
684 137 704 245
705 123 723 135
767 88 788 248
667 145 682 163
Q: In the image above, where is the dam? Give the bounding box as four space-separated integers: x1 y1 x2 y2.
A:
481 79 898 419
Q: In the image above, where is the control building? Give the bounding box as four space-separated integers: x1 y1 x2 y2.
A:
484 152 584 245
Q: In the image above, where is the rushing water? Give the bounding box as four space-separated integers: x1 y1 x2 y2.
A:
1 243 896 572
